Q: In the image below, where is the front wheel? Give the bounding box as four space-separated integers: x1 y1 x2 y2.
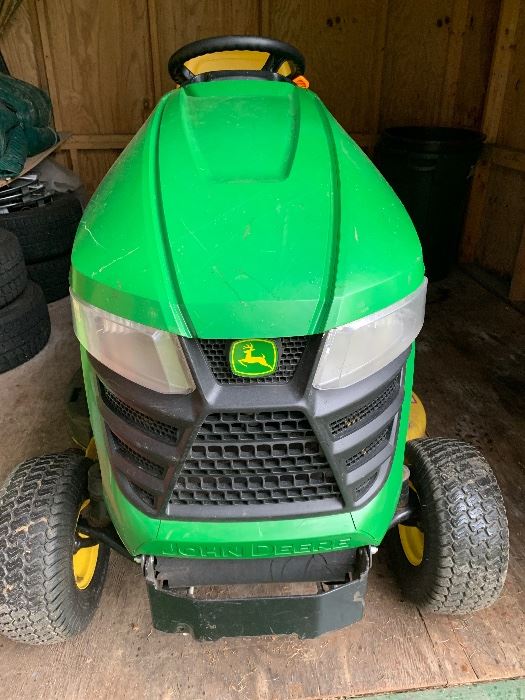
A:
388 438 509 615
0 452 109 644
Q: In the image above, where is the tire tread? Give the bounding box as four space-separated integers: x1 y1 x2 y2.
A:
390 437 509 615
0 453 109 644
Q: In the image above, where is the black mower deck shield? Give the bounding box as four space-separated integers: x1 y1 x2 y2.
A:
147 548 370 640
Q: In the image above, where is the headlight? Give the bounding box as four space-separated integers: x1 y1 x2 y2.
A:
313 279 427 390
71 293 195 394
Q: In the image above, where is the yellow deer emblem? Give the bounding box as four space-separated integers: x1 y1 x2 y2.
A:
238 342 273 370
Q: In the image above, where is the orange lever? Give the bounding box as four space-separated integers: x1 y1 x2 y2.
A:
293 75 309 89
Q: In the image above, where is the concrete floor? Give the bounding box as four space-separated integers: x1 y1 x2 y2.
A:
0 270 524 699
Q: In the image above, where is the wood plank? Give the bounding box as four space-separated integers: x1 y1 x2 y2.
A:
369 1 389 137
36 0 155 134
69 147 80 176
77 149 121 194
147 0 163 104
52 149 72 170
489 144 525 172
481 0 521 142
64 134 133 150
476 165 525 276
509 224 525 300
35 0 63 128
380 0 455 129
460 157 491 262
498 1 525 149
453 0 501 129
62 131 374 153
25 0 49 93
459 0 520 263
263 0 390 134
465 142 525 275
0 0 39 85
439 0 470 124
151 0 260 97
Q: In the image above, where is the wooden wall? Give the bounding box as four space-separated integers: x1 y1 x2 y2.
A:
1 0 524 297
461 0 525 300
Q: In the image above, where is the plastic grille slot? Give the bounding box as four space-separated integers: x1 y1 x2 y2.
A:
100 382 178 443
330 373 401 439
198 337 308 384
129 482 156 509
345 425 392 473
354 470 380 500
112 432 166 480
169 411 342 509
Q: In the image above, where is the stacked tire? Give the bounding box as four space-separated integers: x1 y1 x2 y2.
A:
0 193 82 303
0 229 50 373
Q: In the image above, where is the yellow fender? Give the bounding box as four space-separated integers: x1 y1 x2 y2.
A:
85 437 98 461
407 392 426 441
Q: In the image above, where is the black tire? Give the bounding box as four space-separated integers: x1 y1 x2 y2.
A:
0 229 27 308
387 438 509 614
0 193 82 263
0 452 110 645
27 253 70 303
0 280 51 373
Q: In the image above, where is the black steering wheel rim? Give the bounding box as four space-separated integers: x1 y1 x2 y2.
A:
168 35 305 86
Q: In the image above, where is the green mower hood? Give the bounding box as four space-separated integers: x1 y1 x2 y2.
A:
71 80 423 337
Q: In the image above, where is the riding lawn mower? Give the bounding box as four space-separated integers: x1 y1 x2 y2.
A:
0 36 509 644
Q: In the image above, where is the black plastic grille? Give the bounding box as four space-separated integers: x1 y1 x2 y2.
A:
112 433 166 479
101 383 178 443
198 337 308 384
130 483 156 509
169 411 342 508
330 373 401 439
345 425 392 473
354 470 379 500
198 411 314 442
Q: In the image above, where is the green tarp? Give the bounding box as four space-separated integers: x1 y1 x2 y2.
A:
0 73 58 180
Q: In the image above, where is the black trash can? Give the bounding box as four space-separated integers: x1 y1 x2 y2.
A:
374 127 484 281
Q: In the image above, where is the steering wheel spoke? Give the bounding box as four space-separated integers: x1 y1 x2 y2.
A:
261 54 281 73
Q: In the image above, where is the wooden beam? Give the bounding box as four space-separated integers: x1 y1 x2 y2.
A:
259 0 270 36
34 0 63 129
460 157 491 263
489 144 525 173
439 0 470 124
460 0 521 263
26 0 49 93
370 1 389 137
60 132 377 153
482 0 521 142
69 148 80 174
510 224 525 301
147 0 163 104
62 134 133 150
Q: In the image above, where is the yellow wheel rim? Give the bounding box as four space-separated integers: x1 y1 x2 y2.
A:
398 522 424 566
72 500 99 590
398 482 424 566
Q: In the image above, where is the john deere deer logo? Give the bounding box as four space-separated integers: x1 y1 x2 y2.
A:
229 339 278 377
